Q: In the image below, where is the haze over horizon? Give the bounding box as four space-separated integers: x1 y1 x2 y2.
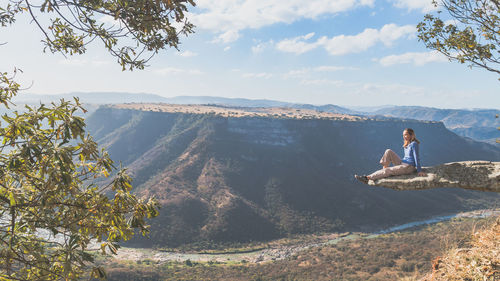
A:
2 0 499 109
12 92 499 111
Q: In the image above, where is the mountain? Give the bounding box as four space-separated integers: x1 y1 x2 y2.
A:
369 106 500 144
16 93 498 144
166 96 355 114
162 96 291 108
344 105 394 112
14 93 356 114
85 104 500 248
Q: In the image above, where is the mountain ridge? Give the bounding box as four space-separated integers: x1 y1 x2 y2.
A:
370 106 499 144
15 93 498 144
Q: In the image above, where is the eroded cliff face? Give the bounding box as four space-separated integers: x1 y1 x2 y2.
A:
86 106 500 247
226 118 297 146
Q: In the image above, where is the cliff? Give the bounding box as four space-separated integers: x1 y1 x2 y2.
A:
85 104 500 247
369 161 500 193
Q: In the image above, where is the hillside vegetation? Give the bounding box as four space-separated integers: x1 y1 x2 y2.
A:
113 103 362 120
85 104 500 248
102 216 497 280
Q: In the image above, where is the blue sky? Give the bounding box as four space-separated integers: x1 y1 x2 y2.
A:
1 0 499 109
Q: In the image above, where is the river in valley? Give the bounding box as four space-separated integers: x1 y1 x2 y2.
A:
113 209 500 264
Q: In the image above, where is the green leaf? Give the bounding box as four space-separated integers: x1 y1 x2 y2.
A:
8 191 15 206
92 266 107 279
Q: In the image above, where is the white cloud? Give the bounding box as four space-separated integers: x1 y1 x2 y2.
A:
59 59 110 67
212 30 241 44
377 51 448 66
276 32 323 54
154 67 203 75
285 69 309 77
178 50 198 57
91 60 111 66
356 82 426 96
391 0 437 12
276 24 415 55
242 72 273 79
224 46 231 51
444 19 457 26
190 0 375 42
300 79 343 86
284 65 355 78
301 32 316 40
99 15 120 25
314 65 356 72
322 24 415 55
251 40 275 54
320 29 378 55
251 43 266 54
378 24 416 46
59 59 88 66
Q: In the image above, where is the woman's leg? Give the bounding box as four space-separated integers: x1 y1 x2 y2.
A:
380 149 402 167
368 164 416 180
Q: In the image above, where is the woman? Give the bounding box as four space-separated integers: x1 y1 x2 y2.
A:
355 128 426 184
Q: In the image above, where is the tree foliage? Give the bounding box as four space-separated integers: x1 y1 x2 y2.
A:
417 0 500 77
0 70 160 280
0 0 197 278
0 0 196 70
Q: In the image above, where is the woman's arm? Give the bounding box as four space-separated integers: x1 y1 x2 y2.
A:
413 142 426 176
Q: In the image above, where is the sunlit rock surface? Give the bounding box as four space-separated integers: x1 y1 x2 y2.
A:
368 161 500 192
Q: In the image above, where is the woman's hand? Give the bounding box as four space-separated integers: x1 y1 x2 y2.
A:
417 172 426 176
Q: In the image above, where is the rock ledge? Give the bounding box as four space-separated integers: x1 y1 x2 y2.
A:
368 161 500 193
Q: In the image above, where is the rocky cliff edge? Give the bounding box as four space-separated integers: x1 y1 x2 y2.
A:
368 161 500 193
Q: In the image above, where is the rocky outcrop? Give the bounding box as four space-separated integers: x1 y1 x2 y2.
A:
369 161 500 192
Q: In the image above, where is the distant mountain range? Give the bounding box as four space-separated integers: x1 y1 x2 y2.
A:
15 92 499 144
13 92 356 114
86 105 500 247
370 106 499 144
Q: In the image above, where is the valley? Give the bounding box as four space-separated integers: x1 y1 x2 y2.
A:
85 104 500 248
103 211 499 281
111 209 500 264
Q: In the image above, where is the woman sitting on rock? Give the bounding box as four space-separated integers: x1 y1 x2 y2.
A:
355 128 426 183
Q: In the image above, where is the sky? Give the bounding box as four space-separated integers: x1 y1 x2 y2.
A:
1 0 499 109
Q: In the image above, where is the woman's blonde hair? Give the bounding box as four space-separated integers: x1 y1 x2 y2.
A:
404 128 420 147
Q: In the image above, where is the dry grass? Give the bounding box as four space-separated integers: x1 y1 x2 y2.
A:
105 217 499 281
421 216 500 281
112 103 365 121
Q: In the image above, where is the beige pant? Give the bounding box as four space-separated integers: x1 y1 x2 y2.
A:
369 149 416 180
